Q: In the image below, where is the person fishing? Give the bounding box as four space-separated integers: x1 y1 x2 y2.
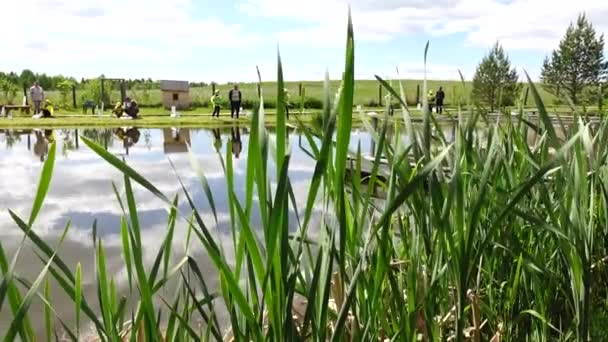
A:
123 97 139 119
211 90 222 117
41 100 54 118
112 101 124 118
32 100 54 119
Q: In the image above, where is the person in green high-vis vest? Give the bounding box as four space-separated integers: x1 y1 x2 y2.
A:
211 90 222 117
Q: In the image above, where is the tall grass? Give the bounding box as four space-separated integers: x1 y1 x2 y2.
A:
2 11 608 342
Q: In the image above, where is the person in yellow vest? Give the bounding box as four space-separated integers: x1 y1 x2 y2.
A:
427 90 435 113
112 101 123 118
211 90 222 117
33 99 54 118
41 100 54 118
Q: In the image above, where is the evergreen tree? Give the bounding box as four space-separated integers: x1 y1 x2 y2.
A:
541 14 607 105
472 42 521 111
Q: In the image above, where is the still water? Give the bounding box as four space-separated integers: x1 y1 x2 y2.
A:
0 125 403 336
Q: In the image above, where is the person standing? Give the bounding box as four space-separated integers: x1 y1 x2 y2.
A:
210 90 222 117
435 87 445 114
228 85 242 119
283 88 291 118
30 81 45 114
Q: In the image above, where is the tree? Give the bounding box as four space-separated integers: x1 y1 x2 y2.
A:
19 69 36 87
57 79 74 107
472 42 521 111
0 78 20 104
541 14 607 105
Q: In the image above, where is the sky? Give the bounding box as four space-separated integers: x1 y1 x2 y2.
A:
1 0 607 83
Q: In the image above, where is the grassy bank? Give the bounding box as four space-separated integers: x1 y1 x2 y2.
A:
2 14 608 342
0 111 332 129
32 78 559 110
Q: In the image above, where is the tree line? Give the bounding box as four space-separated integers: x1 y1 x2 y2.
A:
472 14 607 111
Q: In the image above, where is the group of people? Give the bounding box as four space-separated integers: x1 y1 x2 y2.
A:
29 81 55 118
427 86 446 114
27 81 140 119
112 97 140 119
210 84 291 119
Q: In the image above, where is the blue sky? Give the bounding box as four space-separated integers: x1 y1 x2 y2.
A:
1 0 606 83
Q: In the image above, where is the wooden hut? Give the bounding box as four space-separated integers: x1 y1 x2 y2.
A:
160 80 191 109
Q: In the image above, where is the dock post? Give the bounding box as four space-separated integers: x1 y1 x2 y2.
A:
72 84 77 108
23 85 28 105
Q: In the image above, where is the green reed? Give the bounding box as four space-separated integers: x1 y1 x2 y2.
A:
1 10 608 342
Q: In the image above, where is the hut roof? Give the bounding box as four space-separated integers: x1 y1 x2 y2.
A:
160 80 190 92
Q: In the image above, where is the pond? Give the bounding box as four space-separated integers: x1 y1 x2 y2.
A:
0 124 459 336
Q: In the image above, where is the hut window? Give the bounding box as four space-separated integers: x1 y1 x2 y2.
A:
173 93 179 101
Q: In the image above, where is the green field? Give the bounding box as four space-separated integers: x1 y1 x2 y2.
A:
35 79 559 110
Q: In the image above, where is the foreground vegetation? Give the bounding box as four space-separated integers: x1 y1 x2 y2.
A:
2 13 608 342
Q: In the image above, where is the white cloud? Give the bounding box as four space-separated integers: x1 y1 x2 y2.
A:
2 0 607 82
240 0 608 51
0 0 264 80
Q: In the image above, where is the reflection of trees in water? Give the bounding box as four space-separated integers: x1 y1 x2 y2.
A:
3 130 22 149
143 129 152 150
60 129 77 157
82 128 114 149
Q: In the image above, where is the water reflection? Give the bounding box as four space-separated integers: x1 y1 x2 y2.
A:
231 126 243 159
0 124 457 337
163 128 191 154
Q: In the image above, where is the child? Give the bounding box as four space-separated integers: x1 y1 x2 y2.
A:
211 90 222 117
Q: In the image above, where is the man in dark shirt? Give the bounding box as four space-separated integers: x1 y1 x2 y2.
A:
228 85 242 119
435 87 445 114
124 97 140 118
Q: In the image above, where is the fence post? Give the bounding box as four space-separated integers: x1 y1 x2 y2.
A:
100 77 105 107
211 82 216 95
378 84 383 107
23 85 28 105
416 84 420 105
72 84 77 108
298 83 303 96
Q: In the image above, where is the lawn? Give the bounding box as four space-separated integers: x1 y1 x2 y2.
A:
33 79 559 110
